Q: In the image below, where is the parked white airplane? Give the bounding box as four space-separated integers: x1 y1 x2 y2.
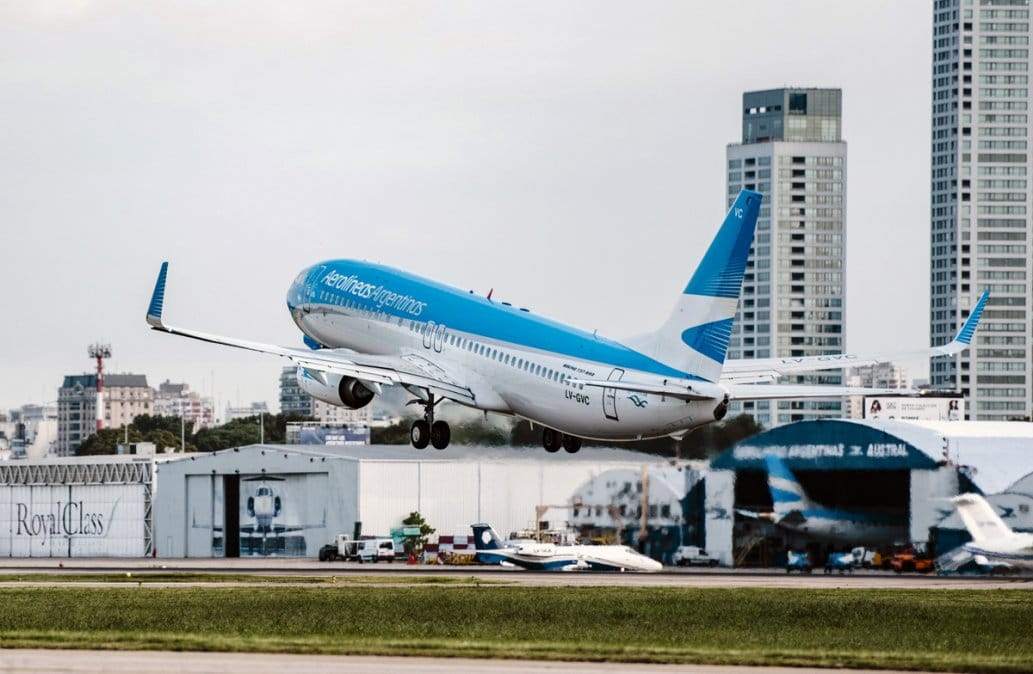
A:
950 493 1033 570
145 189 987 451
471 524 661 572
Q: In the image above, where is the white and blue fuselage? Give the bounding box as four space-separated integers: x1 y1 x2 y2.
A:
286 260 724 440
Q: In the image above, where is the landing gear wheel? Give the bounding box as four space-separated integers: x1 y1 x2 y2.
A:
411 420 430 449
431 420 451 450
542 428 561 453
562 434 582 454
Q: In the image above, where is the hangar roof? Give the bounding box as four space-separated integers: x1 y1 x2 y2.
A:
713 419 1033 494
186 443 660 465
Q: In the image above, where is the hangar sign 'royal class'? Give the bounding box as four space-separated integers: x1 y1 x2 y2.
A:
13 499 117 543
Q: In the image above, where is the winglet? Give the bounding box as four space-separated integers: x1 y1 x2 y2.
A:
146 261 169 328
953 289 989 346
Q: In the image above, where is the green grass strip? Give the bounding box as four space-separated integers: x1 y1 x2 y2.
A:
0 586 1030 672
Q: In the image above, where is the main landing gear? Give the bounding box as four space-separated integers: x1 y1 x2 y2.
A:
541 428 582 454
409 394 450 450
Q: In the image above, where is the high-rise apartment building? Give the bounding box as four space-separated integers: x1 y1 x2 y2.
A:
57 374 152 456
930 0 1032 420
726 88 847 427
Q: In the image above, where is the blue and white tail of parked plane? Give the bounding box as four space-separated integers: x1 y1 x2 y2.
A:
145 189 987 451
738 454 907 546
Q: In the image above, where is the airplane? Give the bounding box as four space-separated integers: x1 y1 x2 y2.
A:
144 188 988 452
471 523 662 572
737 453 907 546
948 493 1033 571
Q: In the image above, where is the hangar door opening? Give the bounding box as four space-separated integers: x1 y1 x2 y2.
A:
732 468 910 567
223 475 240 558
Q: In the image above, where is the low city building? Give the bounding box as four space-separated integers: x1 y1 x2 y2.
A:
224 402 270 422
153 380 215 429
57 374 152 456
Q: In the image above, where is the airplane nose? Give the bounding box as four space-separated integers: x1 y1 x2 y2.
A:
287 266 314 311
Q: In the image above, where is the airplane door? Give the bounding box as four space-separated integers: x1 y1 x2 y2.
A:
422 321 435 350
433 324 446 353
603 368 624 421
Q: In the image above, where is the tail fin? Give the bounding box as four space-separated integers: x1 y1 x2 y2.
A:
952 493 1013 543
764 453 813 521
471 523 505 550
630 189 761 382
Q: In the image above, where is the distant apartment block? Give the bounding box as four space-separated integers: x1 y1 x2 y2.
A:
224 401 270 422
57 374 152 456
153 380 215 428
726 87 847 427
846 363 911 419
930 0 1033 420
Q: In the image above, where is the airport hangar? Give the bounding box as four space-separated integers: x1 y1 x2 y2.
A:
151 444 677 559
705 418 1033 566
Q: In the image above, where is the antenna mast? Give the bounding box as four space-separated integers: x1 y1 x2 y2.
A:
87 343 112 432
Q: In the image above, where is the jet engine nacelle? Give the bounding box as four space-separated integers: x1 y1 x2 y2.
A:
296 367 375 410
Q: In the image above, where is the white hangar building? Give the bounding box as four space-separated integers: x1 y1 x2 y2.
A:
153 444 662 558
0 454 162 558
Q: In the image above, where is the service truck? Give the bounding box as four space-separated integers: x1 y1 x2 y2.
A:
318 535 396 563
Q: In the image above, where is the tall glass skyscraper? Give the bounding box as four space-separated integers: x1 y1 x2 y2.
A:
930 0 1032 420
726 88 847 427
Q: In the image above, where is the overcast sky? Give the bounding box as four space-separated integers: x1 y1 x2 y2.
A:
0 1 931 413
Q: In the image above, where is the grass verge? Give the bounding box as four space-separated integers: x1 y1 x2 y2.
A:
0 586 1030 672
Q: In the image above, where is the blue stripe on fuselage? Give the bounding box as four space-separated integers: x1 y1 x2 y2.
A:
290 260 701 380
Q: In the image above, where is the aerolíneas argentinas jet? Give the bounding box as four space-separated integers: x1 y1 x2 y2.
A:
145 189 987 451
738 453 907 546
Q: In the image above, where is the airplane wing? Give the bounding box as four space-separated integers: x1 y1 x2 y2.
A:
721 290 989 384
725 383 920 400
145 262 476 405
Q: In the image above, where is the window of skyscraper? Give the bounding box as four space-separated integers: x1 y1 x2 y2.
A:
789 93 807 114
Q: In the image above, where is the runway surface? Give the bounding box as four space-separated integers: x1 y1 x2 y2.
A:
0 650 945 674
0 558 1028 589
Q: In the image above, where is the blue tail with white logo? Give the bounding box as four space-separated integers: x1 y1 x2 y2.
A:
471 523 508 565
764 453 814 522
628 189 762 382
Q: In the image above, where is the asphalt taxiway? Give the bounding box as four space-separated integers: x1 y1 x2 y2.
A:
0 650 948 674
0 558 1028 589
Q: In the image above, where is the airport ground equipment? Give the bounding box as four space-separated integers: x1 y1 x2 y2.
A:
672 546 719 567
824 552 855 574
318 535 395 562
890 547 933 574
785 550 812 574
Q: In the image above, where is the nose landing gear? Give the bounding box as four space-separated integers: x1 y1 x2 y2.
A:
541 428 582 454
408 394 450 450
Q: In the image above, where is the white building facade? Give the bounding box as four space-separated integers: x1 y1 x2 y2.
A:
726 88 847 427
930 0 1033 420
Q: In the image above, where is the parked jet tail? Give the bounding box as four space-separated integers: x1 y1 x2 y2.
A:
629 189 762 383
952 493 1014 543
764 453 815 522
471 523 505 550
